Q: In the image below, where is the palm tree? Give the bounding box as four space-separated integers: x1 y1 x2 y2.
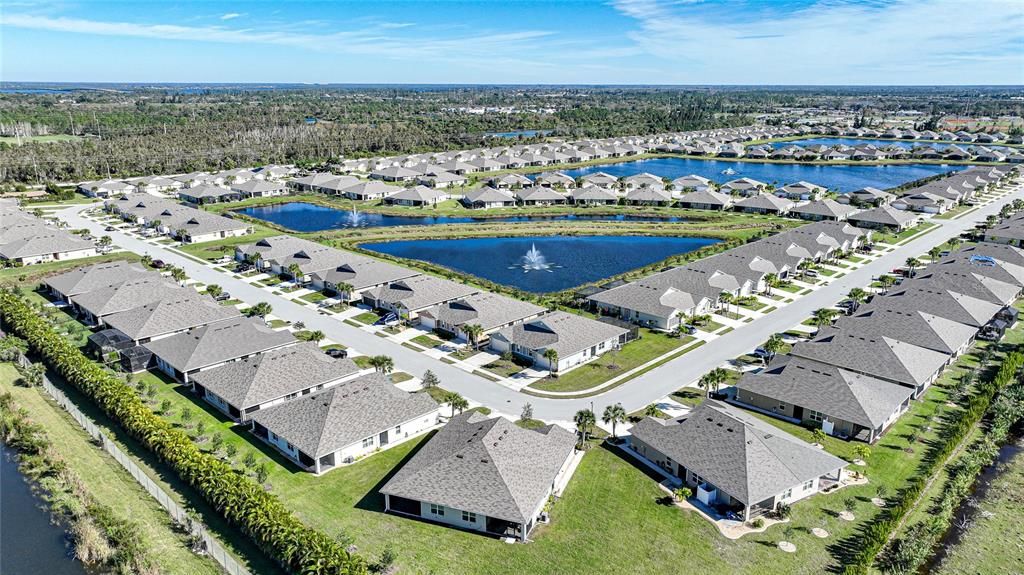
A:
672 487 692 502
141 254 153 267
763 334 785 363
698 367 729 397
904 257 921 276
847 287 868 311
644 404 661 418
810 308 838 334
878 274 896 294
287 263 304 284
306 330 325 345
574 409 596 447
946 237 962 251
602 403 626 439
247 301 273 318
334 282 354 301
368 355 394 374
462 323 484 350
443 391 468 417
542 348 559 375
718 291 734 315
206 284 223 299
763 273 779 296
97 235 112 248
170 267 187 285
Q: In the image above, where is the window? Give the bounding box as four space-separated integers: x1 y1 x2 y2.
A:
781 488 792 500
777 402 787 412
395 424 402 435
803 480 814 490
430 503 445 517
808 410 824 423
362 436 374 449
462 510 476 523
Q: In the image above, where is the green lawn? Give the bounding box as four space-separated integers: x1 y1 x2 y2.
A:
0 367 223 575
0 252 140 287
390 372 413 384
528 330 689 393
266 319 290 329
353 311 383 325
352 356 374 369
410 334 443 348
482 358 527 378
299 291 328 304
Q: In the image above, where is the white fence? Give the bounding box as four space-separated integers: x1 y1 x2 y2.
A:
16 354 252 575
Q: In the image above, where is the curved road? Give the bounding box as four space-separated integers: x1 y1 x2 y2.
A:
56 186 1022 424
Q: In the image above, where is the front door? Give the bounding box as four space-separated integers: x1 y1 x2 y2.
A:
379 430 390 446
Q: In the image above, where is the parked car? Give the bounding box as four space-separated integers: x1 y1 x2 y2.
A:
150 259 166 269
803 270 819 278
214 292 231 302
679 324 697 335
752 348 770 359
104 226 116 232
324 348 348 359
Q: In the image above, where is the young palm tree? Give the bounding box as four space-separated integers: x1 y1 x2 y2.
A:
904 257 921 276
644 404 661 418
542 348 559 375
602 403 626 439
946 237 962 251
718 291 734 315
170 267 187 285
462 323 484 350
574 409 596 447
878 274 896 294
698 367 729 397
205 284 223 299
287 263 304 283
810 308 838 334
847 287 868 311
763 334 785 363
443 391 468 417
334 282 354 301
306 330 325 345
928 245 942 261
763 273 779 296
369 355 394 374
247 301 273 318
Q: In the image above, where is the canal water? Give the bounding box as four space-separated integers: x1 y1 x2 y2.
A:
1 444 89 575
363 234 719 293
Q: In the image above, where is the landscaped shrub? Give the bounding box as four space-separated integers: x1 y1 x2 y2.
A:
0 292 367 575
840 349 1023 575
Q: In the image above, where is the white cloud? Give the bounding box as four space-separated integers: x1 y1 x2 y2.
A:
612 0 1024 84
220 13 243 21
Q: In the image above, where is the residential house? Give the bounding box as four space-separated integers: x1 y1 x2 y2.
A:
461 187 516 209
733 355 913 443
789 200 857 222
488 311 630 373
385 186 450 207
677 190 734 211
381 411 577 541
629 400 848 520
252 373 441 473
364 275 479 320
733 193 794 215
847 205 919 231
419 292 546 344
231 180 289 198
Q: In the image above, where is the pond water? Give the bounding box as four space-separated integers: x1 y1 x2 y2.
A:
1 444 89 575
363 235 719 292
553 157 960 191
236 202 686 232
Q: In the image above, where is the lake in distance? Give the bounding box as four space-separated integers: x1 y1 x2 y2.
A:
363 235 719 292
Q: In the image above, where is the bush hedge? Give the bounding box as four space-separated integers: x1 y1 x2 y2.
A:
841 349 1023 575
0 292 366 575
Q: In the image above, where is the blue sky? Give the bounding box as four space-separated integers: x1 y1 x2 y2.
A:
2 0 1023 85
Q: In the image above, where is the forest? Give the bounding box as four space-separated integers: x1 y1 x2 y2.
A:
0 85 1021 184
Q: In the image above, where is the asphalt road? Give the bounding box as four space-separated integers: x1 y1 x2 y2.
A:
56 186 1022 424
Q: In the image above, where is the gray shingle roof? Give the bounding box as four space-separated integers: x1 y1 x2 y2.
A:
251 372 438 458
847 205 918 227
193 342 359 410
734 193 794 212
878 285 1002 327
102 292 241 341
366 275 478 312
45 261 154 298
419 292 545 332
736 356 914 429
791 327 949 387
839 305 977 355
143 317 297 373
72 276 187 318
381 412 576 524
492 311 628 357
630 400 847 505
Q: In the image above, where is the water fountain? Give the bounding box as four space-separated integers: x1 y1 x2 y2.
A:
346 205 365 227
721 167 737 176
511 243 559 273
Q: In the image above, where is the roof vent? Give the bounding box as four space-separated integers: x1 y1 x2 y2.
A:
481 459 489 464
455 454 463 459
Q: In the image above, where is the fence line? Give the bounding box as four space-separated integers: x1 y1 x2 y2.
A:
16 354 251 575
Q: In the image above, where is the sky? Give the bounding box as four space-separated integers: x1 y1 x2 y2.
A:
2 0 1023 85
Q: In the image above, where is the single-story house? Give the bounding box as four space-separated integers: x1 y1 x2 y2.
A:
364 275 479 320
385 185 450 207
419 292 546 343
733 193 794 215
461 187 516 209
629 400 848 520
790 200 857 222
381 411 577 541
570 186 617 205
847 205 919 231
733 355 914 443
193 342 360 422
252 372 441 474
101 292 241 346
231 180 289 198
488 311 630 373
178 184 241 204
144 317 297 382
677 190 734 211
45 261 153 302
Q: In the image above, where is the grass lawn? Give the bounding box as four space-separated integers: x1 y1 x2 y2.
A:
779 283 802 294
669 387 706 408
482 358 526 378
738 299 767 311
390 372 413 384
219 298 242 307
698 319 725 332
352 356 374 369
410 334 443 348
528 330 688 393
258 276 283 287
0 367 223 575
353 311 383 325
299 291 328 304
320 343 347 352
176 225 279 261
266 319 290 329
874 222 939 244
